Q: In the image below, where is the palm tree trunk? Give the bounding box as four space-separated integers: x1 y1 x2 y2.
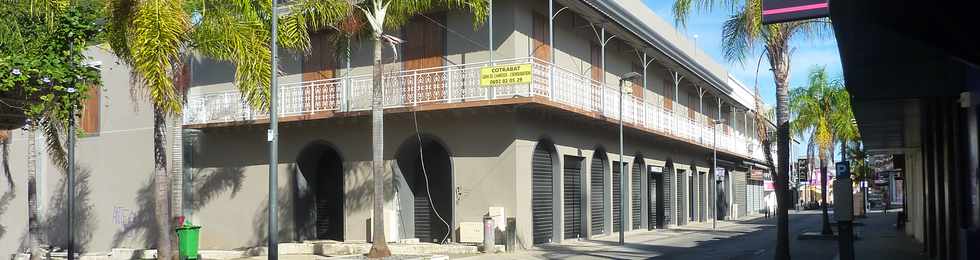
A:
153 107 174 260
819 151 833 235
771 45 792 260
367 37 391 258
27 128 41 260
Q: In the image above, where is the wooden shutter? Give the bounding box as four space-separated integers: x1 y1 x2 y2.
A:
591 45 602 83
403 14 446 103
631 64 643 99
302 32 336 81
302 32 337 112
663 72 673 111
532 13 551 63
80 86 99 134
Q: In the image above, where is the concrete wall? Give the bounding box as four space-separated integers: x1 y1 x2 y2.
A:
186 109 520 249
511 108 713 248
0 48 169 255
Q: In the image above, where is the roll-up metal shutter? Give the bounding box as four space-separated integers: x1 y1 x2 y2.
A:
613 162 623 231
700 173 707 221
590 156 605 235
734 171 748 218
563 157 583 239
664 168 673 226
677 171 686 225
532 146 553 244
709 173 716 221
632 162 642 230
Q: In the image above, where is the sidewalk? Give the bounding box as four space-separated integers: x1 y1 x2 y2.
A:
458 215 772 260
838 210 927 260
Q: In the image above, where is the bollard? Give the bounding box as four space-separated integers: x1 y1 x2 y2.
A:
505 217 516 252
483 215 495 253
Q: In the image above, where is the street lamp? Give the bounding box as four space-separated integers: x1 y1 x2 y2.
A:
712 119 725 230
618 72 641 245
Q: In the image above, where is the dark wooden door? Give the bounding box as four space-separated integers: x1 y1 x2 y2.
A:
403 14 446 103
302 32 337 111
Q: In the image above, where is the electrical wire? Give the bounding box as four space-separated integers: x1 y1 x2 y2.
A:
413 108 452 244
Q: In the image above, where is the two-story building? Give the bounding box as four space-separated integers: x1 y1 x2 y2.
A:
0 0 776 255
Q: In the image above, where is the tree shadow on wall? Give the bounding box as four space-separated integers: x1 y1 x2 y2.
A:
0 188 15 240
249 167 296 247
111 167 246 248
188 167 245 212
39 165 96 252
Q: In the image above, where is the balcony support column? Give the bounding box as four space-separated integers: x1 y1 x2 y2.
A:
717 98 723 148
488 0 494 100
671 71 683 135
548 0 554 99
698 87 706 143
344 39 352 112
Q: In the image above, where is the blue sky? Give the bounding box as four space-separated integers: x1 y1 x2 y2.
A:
642 0 842 106
641 0 843 159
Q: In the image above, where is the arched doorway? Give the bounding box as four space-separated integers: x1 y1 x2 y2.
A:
590 149 608 236
531 139 558 244
296 141 345 241
395 135 453 243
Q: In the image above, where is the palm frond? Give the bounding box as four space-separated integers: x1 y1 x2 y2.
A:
720 3 760 64
384 0 489 30
671 0 741 28
121 0 189 115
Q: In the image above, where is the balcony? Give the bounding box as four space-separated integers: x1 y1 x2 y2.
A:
184 57 767 161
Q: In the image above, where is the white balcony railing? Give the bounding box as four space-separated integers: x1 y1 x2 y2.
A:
184 57 765 161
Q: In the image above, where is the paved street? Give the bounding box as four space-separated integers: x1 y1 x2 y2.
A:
458 210 918 260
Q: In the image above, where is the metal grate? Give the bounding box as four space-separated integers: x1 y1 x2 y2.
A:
632 162 642 230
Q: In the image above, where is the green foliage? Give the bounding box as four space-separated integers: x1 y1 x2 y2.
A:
0 0 103 128
789 66 858 159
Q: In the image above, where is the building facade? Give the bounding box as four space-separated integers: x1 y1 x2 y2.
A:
1 0 775 255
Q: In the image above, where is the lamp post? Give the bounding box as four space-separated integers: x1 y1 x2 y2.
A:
268 0 280 258
618 72 641 245
712 119 725 230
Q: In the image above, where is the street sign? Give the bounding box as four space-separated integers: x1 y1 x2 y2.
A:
715 167 725 179
649 166 664 173
480 63 533 87
836 161 850 179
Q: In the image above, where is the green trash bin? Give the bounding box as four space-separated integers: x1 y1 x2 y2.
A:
176 224 201 259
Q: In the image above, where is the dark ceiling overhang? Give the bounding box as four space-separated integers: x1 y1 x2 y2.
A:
828 0 979 151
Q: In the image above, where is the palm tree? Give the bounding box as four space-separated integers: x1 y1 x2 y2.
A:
671 1 830 258
288 0 488 256
789 66 852 236
105 1 307 258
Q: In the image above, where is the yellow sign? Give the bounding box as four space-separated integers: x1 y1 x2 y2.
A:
480 63 533 87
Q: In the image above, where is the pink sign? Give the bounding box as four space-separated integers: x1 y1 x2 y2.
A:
764 180 775 191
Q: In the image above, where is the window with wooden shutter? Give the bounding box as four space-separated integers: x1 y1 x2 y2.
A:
403 13 446 103
631 64 643 99
80 86 99 135
302 31 337 111
590 45 602 83
663 72 673 111
532 13 551 63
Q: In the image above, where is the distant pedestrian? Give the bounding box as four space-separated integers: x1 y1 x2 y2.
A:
764 205 771 218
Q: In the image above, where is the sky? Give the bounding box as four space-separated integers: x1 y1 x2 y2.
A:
642 0 843 159
641 0 843 106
